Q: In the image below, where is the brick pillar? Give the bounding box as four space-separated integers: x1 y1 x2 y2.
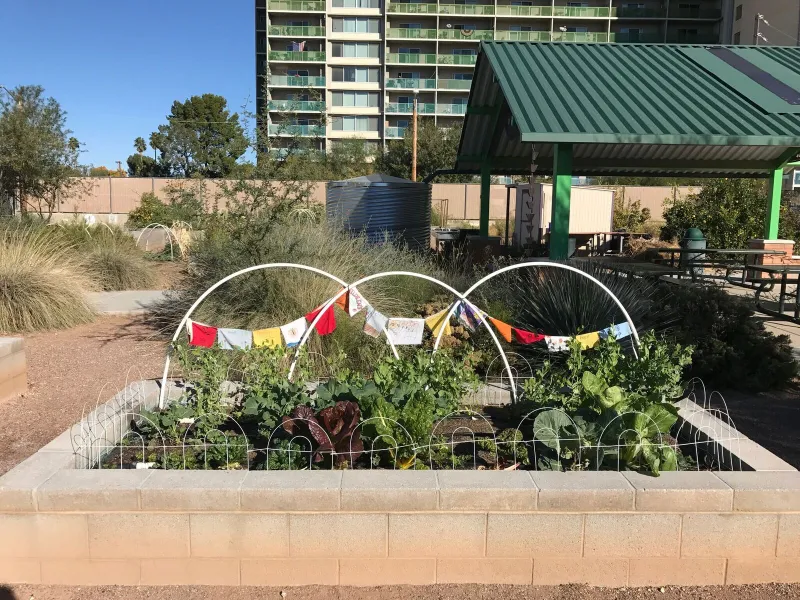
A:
748 239 795 266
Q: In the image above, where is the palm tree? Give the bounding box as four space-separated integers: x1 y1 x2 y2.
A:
134 136 147 155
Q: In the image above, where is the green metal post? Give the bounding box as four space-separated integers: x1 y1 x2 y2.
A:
765 167 783 239
480 162 491 236
550 143 573 259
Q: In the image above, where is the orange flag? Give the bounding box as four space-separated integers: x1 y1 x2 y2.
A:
334 293 348 312
489 317 513 343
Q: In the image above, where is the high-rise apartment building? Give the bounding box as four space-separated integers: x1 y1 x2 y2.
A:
256 0 727 154
727 1 800 46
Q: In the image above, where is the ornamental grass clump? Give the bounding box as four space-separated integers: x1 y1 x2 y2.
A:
0 225 95 332
86 243 155 291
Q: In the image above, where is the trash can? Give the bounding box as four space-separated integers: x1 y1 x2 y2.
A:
680 227 706 277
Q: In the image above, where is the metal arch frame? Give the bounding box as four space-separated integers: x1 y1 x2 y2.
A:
158 263 351 409
159 262 640 410
136 223 176 260
432 261 641 361
286 271 516 399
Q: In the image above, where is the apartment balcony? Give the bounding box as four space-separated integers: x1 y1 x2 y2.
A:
668 8 722 19
386 78 437 89
386 126 407 138
495 30 551 42
268 25 325 37
387 52 438 64
387 2 438 13
437 79 472 89
438 4 494 15
551 31 609 42
268 51 326 61
268 100 325 111
437 103 467 115
386 27 438 39
268 0 325 11
386 102 436 114
495 5 552 16
269 75 326 87
268 124 325 136
553 6 613 17
437 54 477 65
611 32 664 43
616 7 666 18
438 29 494 40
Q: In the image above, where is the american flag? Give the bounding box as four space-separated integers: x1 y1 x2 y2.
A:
290 41 306 51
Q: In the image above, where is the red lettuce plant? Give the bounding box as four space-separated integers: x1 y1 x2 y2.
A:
281 401 363 466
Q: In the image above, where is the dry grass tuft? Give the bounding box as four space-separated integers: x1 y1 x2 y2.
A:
0 226 96 332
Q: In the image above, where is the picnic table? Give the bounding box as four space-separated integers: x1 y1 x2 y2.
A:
655 247 785 285
572 256 684 280
747 264 800 322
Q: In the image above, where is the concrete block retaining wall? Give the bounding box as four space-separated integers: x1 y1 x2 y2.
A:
0 337 26 404
0 380 798 587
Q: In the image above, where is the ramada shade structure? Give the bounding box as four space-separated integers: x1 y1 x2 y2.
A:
456 42 800 258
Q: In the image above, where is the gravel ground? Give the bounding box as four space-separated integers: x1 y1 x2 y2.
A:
2 583 800 600
0 316 166 476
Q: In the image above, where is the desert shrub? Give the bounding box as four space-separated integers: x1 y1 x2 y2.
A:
0 224 95 332
127 188 204 228
666 285 797 390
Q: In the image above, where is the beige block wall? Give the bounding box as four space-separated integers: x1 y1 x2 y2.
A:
1 463 799 587
0 338 26 405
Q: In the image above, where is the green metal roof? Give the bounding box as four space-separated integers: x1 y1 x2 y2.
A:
456 42 800 177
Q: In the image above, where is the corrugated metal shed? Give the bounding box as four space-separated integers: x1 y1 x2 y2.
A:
456 42 800 177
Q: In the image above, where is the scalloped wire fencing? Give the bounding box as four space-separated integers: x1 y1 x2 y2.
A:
73 383 746 473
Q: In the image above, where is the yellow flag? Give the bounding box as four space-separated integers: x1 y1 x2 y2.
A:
424 309 452 337
253 327 282 348
575 331 600 349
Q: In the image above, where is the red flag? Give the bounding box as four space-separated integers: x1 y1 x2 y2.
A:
189 320 217 348
306 304 337 336
513 328 545 344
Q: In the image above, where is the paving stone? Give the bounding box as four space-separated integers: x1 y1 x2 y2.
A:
715 471 800 512
531 471 634 511
341 470 438 511
140 470 245 511
241 470 341 511
623 471 733 512
36 469 151 511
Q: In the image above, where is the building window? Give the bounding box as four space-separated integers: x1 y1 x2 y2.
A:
398 71 420 79
396 119 410 128
332 91 379 107
288 20 309 26
678 3 700 17
735 4 742 20
332 66 379 82
332 0 380 7
733 31 741 44
399 47 421 53
452 48 477 55
621 27 641 41
331 42 380 58
288 69 310 76
332 116 379 131
332 17 380 33
509 25 533 31
565 26 588 33
453 72 473 80
401 23 423 29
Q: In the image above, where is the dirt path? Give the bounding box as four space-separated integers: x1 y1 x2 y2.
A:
3 583 800 600
0 316 166 476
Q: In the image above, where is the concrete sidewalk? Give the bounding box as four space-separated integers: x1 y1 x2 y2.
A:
88 290 172 315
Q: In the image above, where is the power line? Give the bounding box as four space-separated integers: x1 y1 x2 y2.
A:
761 20 799 45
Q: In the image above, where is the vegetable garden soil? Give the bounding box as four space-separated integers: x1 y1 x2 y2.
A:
3 583 800 600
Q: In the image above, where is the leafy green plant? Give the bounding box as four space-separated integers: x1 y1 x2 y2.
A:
203 431 249 470
477 429 529 469
263 439 311 470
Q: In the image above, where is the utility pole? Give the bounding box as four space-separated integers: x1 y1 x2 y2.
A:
411 89 419 182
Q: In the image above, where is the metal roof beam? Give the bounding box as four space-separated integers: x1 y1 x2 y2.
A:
572 158 778 172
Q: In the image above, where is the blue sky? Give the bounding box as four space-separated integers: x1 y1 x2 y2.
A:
0 0 255 168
